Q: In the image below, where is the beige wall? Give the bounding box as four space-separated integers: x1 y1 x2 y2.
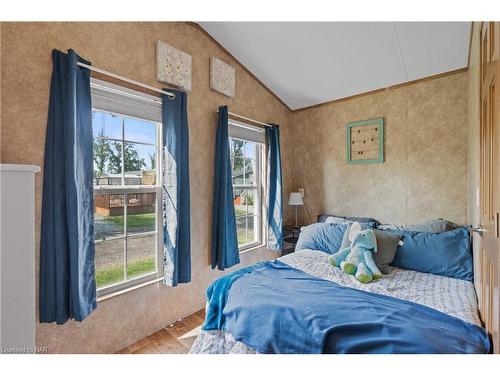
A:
291 71 468 225
0 22 293 353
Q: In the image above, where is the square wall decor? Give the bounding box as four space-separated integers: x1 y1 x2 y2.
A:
346 118 384 164
210 57 235 98
156 40 192 91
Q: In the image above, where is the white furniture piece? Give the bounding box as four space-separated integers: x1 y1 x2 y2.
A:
0 164 40 353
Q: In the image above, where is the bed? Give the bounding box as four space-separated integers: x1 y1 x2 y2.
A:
190 218 490 354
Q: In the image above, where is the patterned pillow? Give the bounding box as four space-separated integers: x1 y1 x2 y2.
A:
317 214 380 226
325 216 378 228
324 216 349 225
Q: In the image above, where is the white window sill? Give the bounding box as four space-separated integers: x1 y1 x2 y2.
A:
97 276 163 303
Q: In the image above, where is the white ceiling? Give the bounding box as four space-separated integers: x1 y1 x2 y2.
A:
199 22 471 110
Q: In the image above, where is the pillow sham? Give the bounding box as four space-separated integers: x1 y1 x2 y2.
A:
295 223 348 254
340 224 401 274
344 215 380 226
317 214 345 223
390 227 473 281
318 213 379 226
325 216 378 228
378 219 460 233
324 216 348 225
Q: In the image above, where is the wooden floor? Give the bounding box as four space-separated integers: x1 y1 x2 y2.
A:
116 309 206 354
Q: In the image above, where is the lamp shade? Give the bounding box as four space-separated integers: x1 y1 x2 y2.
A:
288 192 303 206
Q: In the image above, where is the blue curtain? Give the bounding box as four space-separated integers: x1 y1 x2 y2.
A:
266 125 284 250
162 89 191 286
39 49 96 324
211 106 240 270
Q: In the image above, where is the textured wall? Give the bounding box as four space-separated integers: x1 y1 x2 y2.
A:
0 22 293 353
291 71 468 225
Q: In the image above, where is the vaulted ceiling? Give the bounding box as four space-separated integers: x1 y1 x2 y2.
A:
199 22 471 110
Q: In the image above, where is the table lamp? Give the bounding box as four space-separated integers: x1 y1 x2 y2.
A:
288 192 304 227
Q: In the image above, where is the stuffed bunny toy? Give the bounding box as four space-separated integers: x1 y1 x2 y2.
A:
328 222 382 283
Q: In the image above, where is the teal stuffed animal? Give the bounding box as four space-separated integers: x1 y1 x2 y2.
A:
328 222 382 283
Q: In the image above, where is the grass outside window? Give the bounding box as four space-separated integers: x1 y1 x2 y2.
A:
95 257 156 288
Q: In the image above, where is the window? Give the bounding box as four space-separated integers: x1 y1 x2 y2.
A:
229 121 265 251
91 78 163 296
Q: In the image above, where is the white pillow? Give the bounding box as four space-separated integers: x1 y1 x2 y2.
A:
324 216 349 225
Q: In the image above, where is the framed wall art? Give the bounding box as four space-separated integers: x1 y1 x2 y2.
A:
346 118 384 164
210 57 235 98
156 40 192 91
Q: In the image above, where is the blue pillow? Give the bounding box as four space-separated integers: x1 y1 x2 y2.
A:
295 223 348 254
390 227 473 281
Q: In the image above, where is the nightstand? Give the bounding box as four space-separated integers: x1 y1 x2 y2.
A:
283 225 301 255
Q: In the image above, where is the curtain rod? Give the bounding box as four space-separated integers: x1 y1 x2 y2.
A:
218 109 276 128
77 62 176 99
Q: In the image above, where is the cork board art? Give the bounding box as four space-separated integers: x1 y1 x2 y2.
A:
346 118 384 164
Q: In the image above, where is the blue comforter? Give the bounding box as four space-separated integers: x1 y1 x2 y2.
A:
203 260 490 354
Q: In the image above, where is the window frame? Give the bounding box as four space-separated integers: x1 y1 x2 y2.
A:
92 107 164 298
229 121 266 252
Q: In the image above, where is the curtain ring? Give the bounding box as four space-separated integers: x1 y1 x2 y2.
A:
168 92 176 100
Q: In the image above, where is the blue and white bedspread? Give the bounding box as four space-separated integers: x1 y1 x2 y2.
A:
190 249 489 354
